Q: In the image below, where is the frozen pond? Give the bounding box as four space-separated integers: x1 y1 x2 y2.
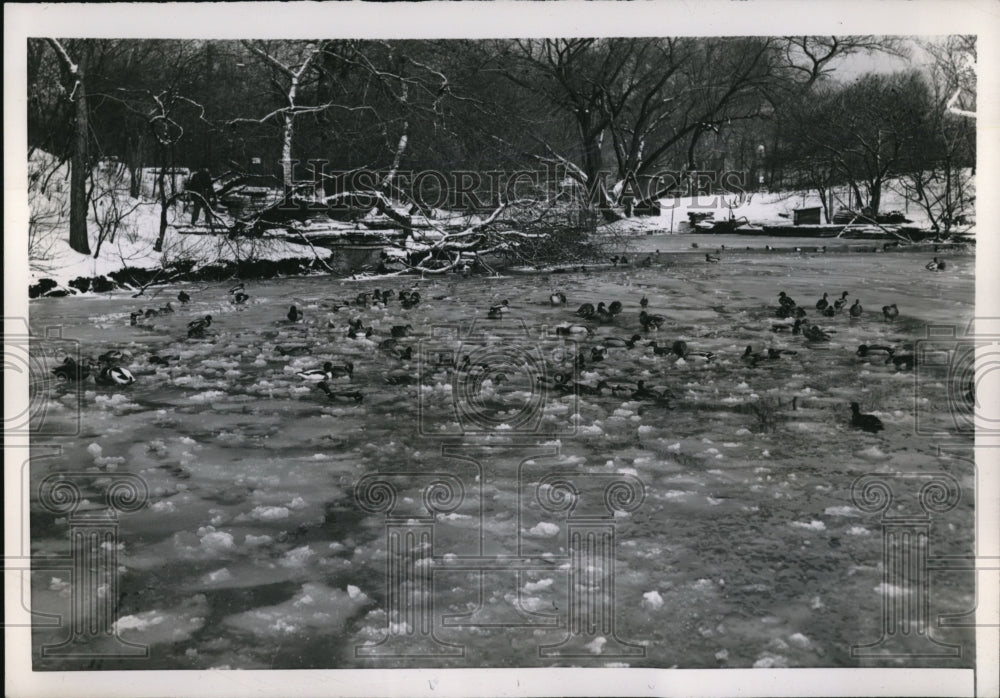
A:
28 247 976 670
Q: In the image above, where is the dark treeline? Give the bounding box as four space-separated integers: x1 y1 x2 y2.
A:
28 36 976 256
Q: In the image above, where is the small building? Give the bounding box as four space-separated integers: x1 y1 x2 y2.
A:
793 206 822 225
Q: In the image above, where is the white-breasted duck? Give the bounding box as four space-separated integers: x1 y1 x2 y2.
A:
297 362 335 381
601 334 642 349
850 402 884 433
96 365 136 386
705 253 720 263
833 292 849 312
556 324 592 336
550 291 567 306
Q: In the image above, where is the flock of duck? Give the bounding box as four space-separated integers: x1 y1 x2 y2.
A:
50 255 950 436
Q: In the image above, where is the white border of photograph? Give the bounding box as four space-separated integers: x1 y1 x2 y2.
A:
4 2 998 697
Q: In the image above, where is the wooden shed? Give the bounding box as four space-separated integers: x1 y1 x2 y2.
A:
793 206 822 225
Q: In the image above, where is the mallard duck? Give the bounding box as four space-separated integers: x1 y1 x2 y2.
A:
400 291 421 309
777 292 796 308
287 305 304 322
555 324 592 336
385 370 416 386
130 311 141 326
144 308 160 318
857 344 894 358
601 334 642 349
96 365 135 386
317 382 363 403
348 325 374 339
766 348 797 359
297 362 335 381
52 357 90 381
669 340 713 361
160 302 175 314
576 303 596 318
639 311 666 331
926 257 946 271
391 324 413 338
550 291 567 306
187 315 212 338
233 292 249 305
705 253 720 263
804 324 831 342
882 304 899 322
590 346 607 362
594 303 616 324
487 305 505 320
640 296 649 309
177 291 191 304
632 380 671 404
833 292 849 312
355 292 372 307
850 402 884 433
388 345 413 361
886 352 916 370
149 355 171 367
815 293 829 310
849 299 863 317
608 301 623 316
98 350 128 365
821 305 836 317
742 345 766 367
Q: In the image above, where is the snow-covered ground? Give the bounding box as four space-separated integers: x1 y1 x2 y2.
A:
29 248 975 670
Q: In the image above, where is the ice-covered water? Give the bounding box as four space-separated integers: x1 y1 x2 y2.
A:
28 248 976 669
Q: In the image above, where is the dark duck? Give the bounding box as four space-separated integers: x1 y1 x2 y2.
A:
850 402 884 433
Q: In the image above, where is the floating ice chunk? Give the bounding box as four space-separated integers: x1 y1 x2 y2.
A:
200 530 235 552
524 578 554 593
286 497 307 510
526 522 560 538
245 534 273 547
585 637 607 655
642 591 664 610
87 443 102 458
250 505 290 521
279 546 314 568
823 506 858 517
846 526 870 536
203 568 232 584
151 500 176 513
788 633 812 650
347 585 365 600
790 520 826 531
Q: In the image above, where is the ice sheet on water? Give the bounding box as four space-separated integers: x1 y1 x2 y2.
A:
224 582 369 638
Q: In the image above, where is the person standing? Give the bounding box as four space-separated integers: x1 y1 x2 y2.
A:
188 166 215 226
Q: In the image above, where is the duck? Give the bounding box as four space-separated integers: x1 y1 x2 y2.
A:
640 256 652 267
98 350 128 365
324 361 354 379
608 301 623 316
705 253 720 263
803 324 832 342
647 340 674 357
815 293 829 311
130 311 142 326
833 292 850 312
177 291 191 304
550 291 567 306
640 296 649 309
821 305 836 317
187 315 212 338
639 310 666 331
229 283 246 295
287 305 304 322
632 380 672 405
387 345 413 361
160 302 175 314
882 304 899 322
594 303 616 324
384 370 416 386
777 292 796 308
148 355 171 367
487 305 505 320
669 340 714 361
96 365 136 386
576 303 596 318
233 292 249 305
926 257 946 271
555 324 592 336
144 308 160 318
849 299 863 317
742 345 765 366
601 334 642 349
850 402 884 433
52 357 90 381
347 325 374 339
400 291 421 309
856 344 894 358
886 352 916 370
391 324 413 338
766 347 797 359
317 381 364 403
297 362 335 381
590 346 607 362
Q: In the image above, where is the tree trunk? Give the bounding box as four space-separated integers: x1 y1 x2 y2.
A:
69 45 91 254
